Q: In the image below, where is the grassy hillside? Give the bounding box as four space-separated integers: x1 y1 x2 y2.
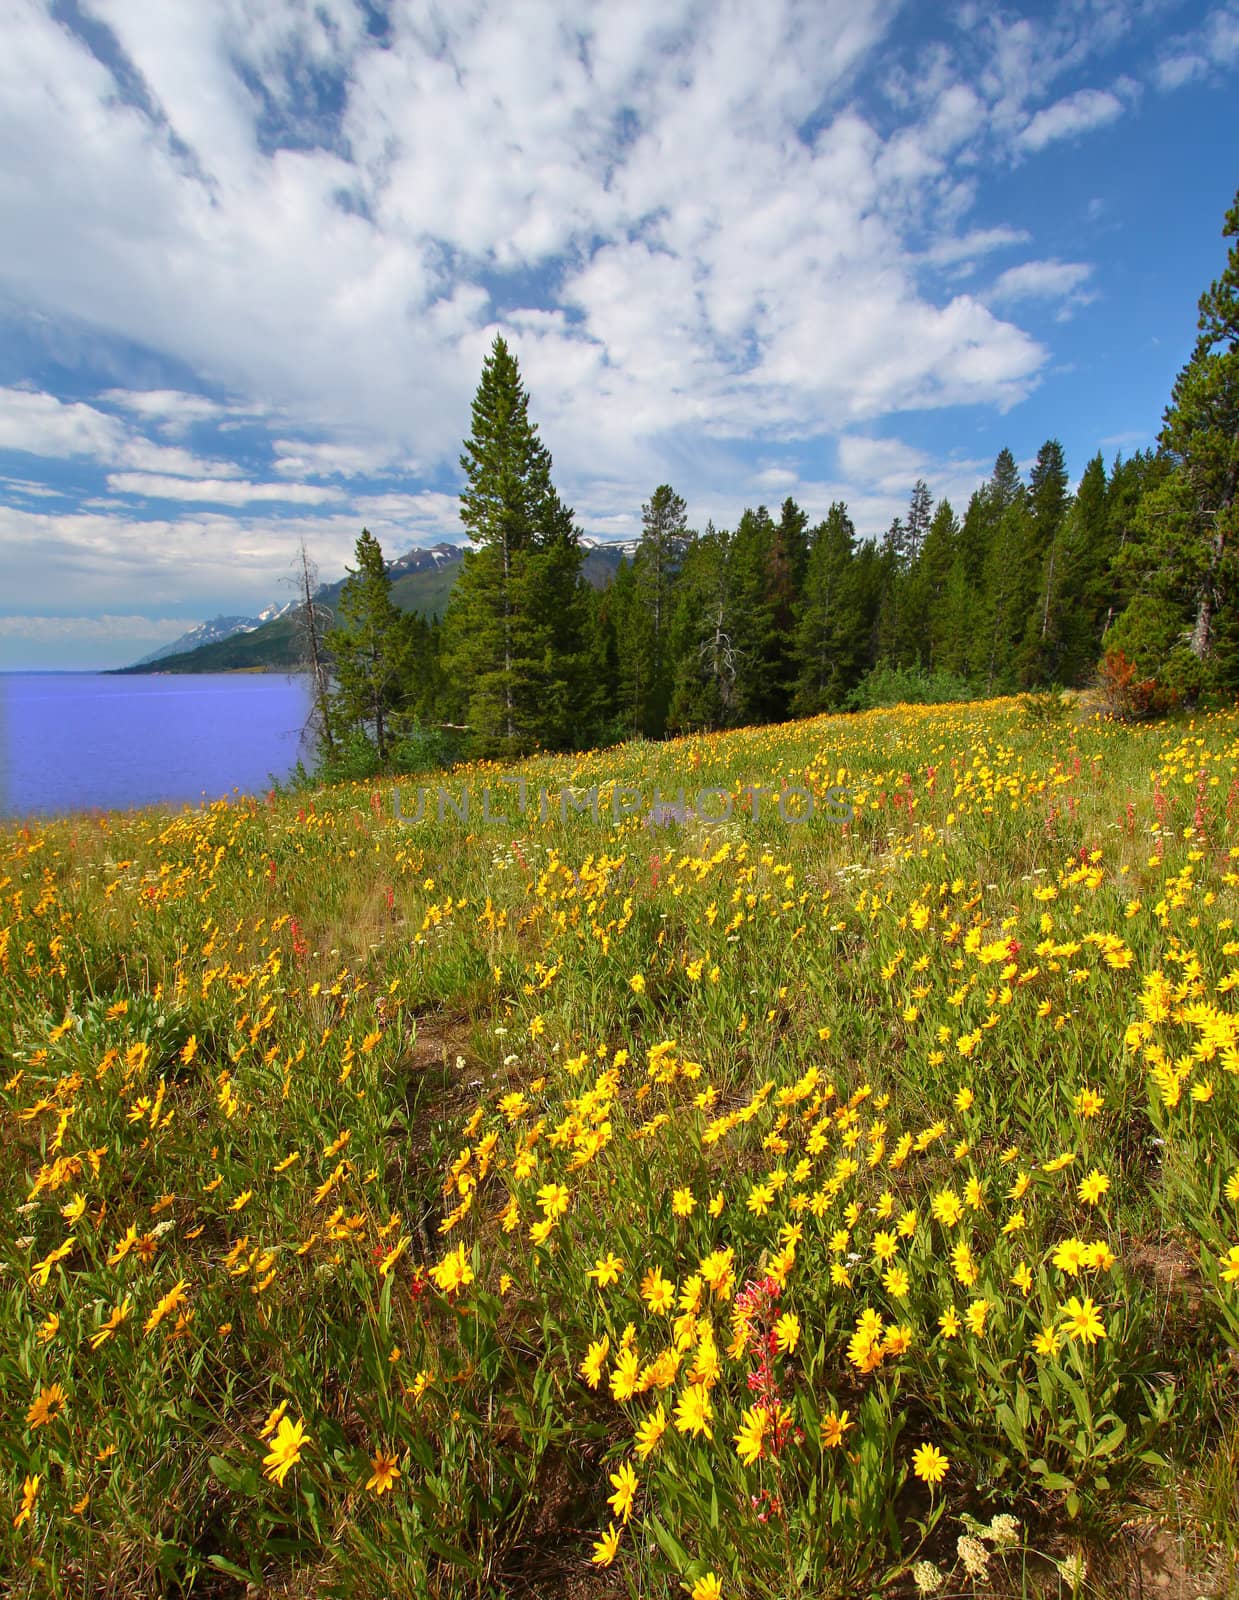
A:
3 699 1237 1597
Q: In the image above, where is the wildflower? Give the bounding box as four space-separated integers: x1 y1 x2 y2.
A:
964 1298 990 1337
536 1182 570 1219
989 1513 1021 1546
1032 1322 1062 1357
1051 1238 1087 1277
912 1561 944 1595
641 1266 674 1315
912 1442 949 1486
1058 1552 1086 1588
1061 1295 1106 1345
262 1415 310 1486
1076 1169 1110 1206
1073 1087 1104 1118
13 1474 39 1529
872 1229 898 1261
591 1521 622 1566
607 1460 639 1522
429 1244 474 1295
366 1450 401 1496
672 1187 696 1217
580 1336 609 1390
957 1535 990 1577
144 1277 190 1335
690 1576 723 1600
673 1383 714 1439
629 973 646 995
820 1409 852 1448
26 1383 66 1429
89 1296 132 1350
773 1311 800 1353
938 1306 961 1340
634 1402 667 1459
931 1188 964 1227
884 1265 911 1299
950 1240 977 1287
1011 1262 1033 1296
733 1404 773 1467
36 1312 59 1345
610 1348 640 1402
1220 1245 1239 1283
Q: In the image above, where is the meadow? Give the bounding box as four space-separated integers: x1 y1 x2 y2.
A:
3 695 1238 1598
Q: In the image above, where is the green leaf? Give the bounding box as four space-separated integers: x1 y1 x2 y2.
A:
649 1513 692 1574
207 1554 260 1584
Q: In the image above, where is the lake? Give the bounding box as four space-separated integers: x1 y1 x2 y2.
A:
0 673 313 819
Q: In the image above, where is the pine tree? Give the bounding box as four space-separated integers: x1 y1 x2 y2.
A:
727 506 780 724
1018 440 1072 685
775 496 810 593
1159 186 1239 671
1104 190 1239 692
629 484 691 736
328 528 406 764
792 503 865 712
668 525 737 731
443 335 590 757
905 479 933 563
918 499 959 667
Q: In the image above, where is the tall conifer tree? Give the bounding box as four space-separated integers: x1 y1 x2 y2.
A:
444 335 590 757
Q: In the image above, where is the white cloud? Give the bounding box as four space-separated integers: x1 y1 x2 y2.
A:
753 467 800 491
1156 3 1239 89
272 439 414 479
2 0 1211 628
926 225 1030 268
100 388 257 434
989 259 1094 303
836 435 928 491
0 387 241 477
105 472 344 505
0 0 1053 495
1016 87 1124 151
0 613 195 641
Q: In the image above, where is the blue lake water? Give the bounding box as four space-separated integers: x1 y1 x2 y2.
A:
0 673 313 818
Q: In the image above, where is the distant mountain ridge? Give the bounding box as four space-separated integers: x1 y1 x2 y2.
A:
131 603 296 666
119 537 635 674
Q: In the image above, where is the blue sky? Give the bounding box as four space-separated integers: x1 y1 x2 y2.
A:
1 0 1237 669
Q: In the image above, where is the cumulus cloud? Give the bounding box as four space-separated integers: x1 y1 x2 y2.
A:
988 259 1094 303
272 439 415 479
99 389 256 433
0 387 240 477
1156 3 1239 89
105 472 344 505
0 0 1053 480
2 0 1213 633
1016 87 1124 151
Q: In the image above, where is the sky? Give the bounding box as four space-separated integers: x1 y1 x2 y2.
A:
1 0 1238 669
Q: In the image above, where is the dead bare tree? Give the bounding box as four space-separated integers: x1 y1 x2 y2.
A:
290 543 335 757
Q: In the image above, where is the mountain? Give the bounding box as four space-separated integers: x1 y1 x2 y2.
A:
132 603 296 666
119 537 634 674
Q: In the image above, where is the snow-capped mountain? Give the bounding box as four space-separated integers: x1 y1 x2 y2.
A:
132 603 295 666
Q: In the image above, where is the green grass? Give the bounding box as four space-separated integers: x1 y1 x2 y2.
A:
2 697 1238 1597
